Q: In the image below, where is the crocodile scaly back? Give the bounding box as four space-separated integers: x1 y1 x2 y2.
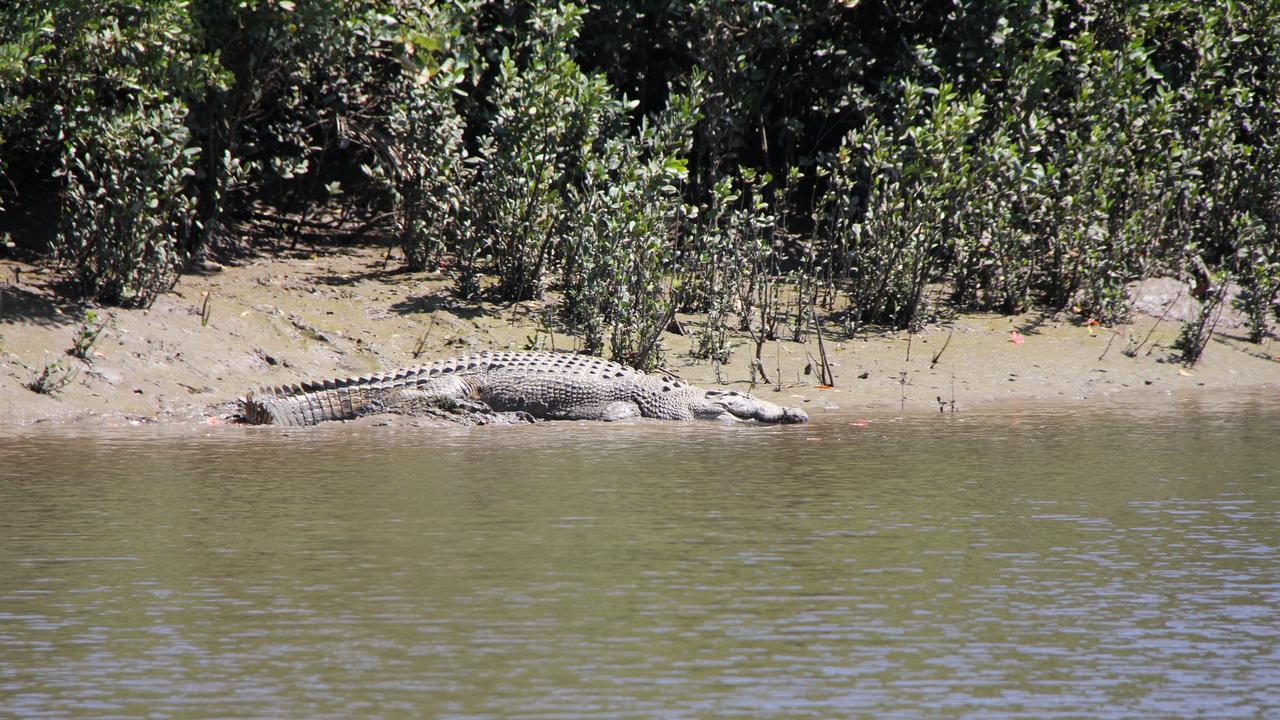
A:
240 352 671 426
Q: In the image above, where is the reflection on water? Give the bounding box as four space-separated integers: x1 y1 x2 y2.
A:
2 396 1278 717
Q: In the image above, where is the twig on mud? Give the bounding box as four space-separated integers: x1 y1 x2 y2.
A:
930 327 954 368
654 364 690 387
810 306 834 386
1098 326 1122 361
898 371 910 412
899 334 913 412
1125 289 1182 358
773 340 783 393
412 313 438 359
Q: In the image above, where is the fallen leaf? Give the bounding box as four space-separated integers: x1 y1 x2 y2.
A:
1178 368 1193 376
1009 331 1025 345
816 384 833 389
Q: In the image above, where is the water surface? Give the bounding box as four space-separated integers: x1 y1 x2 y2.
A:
2 396 1278 717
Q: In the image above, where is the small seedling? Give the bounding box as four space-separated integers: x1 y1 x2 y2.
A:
68 309 107 363
523 310 557 352
27 359 78 396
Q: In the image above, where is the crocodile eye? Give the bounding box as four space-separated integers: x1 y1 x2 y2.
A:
705 390 723 397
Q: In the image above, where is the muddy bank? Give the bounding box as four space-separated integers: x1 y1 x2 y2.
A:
1 247 1276 427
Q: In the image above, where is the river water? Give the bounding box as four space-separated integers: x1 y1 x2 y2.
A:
2 395 1278 718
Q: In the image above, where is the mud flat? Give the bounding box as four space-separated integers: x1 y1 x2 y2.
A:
2 247 1276 427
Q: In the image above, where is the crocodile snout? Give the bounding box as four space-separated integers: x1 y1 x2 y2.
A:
780 407 808 424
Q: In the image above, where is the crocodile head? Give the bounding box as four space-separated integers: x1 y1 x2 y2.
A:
694 389 809 424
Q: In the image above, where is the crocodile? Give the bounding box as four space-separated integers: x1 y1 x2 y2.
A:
240 351 808 426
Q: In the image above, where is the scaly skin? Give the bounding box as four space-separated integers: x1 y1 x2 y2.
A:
241 351 808 426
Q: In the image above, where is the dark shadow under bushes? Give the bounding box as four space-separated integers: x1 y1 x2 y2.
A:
389 293 496 322
0 283 86 330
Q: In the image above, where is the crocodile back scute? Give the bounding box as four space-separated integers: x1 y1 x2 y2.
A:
240 351 678 425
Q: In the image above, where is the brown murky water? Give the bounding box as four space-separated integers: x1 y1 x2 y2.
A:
2 396 1278 717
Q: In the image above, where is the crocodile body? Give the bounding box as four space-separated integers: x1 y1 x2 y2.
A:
241 351 808 426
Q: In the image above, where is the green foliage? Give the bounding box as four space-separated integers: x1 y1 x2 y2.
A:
822 81 985 331
3 0 1278 365
365 3 478 272
813 1 1279 334
558 83 701 370
689 167 778 362
464 2 629 302
187 0 410 250
55 99 197 306
2 0 212 302
0 8 54 190
1235 213 1280 343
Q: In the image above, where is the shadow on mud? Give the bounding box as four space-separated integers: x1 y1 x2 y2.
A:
0 281 85 329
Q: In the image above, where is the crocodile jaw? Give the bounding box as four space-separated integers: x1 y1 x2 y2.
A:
696 390 809 424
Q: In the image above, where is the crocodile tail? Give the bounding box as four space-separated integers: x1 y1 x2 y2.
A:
238 354 517 425
241 386 380 426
